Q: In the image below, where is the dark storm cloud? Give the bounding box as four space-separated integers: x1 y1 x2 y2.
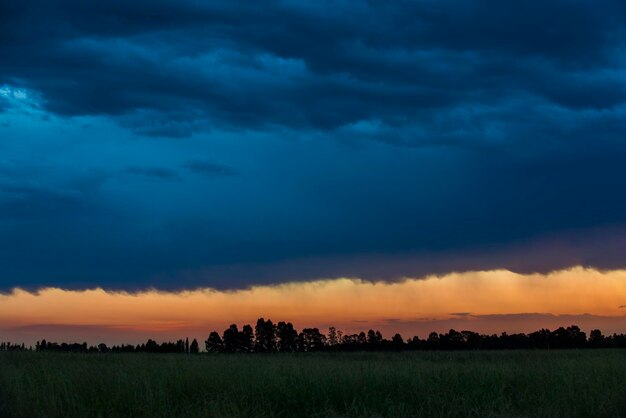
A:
0 161 106 220
124 166 181 181
184 160 237 177
0 183 82 218
2 1 626 137
1 1 626 290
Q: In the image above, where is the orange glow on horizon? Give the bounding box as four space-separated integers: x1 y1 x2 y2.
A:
2 266 626 345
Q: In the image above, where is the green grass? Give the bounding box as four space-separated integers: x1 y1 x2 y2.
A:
1 350 626 417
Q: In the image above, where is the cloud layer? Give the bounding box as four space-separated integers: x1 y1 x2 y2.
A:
1 1 626 289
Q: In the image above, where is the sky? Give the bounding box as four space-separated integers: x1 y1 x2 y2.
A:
3 268 626 346
2 1 626 343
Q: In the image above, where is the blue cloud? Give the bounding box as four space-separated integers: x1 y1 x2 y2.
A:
124 166 181 181
1 1 626 290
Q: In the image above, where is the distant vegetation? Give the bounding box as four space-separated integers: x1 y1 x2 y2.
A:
2 350 626 417
2 318 626 353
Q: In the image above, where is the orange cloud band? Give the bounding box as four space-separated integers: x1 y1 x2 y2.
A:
2 267 626 345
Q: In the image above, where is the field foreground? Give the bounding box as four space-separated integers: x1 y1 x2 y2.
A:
1 350 626 417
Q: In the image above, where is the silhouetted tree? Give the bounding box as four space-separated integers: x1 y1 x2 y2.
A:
549 326 586 349
254 318 276 352
145 339 159 353
223 324 241 353
406 336 423 350
426 332 439 350
189 339 199 353
239 324 254 352
205 331 223 353
610 333 626 348
529 328 551 349
588 329 605 348
298 328 326 351
567 325 587 348
357 332 367 346
327 327 338 347
443 329 467 350
461 331 483 349
366 330 383 350
1 342 29 351
276 321 298 352
391 333 404 350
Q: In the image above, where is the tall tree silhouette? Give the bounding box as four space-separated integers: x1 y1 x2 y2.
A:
529 328 551 349
327 327 339 347
254 318 276 352
366 330 383 350
588 329 605 348
357 332 367 346
239 324 254 352
205 331 223 352
276 321 298 352
222 324 241 353
391 333 404 350
298 328 326 352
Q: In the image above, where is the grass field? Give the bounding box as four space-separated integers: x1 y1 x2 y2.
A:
1 350 626 417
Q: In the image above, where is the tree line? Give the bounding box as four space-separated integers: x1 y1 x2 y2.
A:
26 338 200 354
3 318 626 353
